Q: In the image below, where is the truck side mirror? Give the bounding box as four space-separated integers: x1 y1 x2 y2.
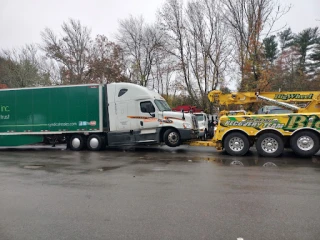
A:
146 104 155 117
146 104 155 113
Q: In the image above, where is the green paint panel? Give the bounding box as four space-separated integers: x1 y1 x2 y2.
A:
32 88 50 132
0 85 102 146
0 135 43 146
0 90 15 132
15 90 33 132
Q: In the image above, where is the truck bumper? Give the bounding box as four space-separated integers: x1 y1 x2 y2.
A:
178 129 198 141
198 130 205 137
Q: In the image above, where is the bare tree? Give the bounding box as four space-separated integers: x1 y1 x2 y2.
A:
223 0 288 90
87 35 128 84
41 19 92 84
117 16 163 87
185 0 231 111
150 48 177 97
158 0 231 111
0 44 51 88
158 0 198 104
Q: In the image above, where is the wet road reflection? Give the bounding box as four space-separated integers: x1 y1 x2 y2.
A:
1 145 320 240
0 145 319 171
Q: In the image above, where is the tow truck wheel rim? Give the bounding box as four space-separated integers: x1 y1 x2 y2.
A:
229 137 244 152
297 136 314 151
261 137 278 153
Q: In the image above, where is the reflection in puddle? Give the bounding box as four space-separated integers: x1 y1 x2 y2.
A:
229 160 245 167
23 165 44 169
262 162 278 167
97 166 122 171
312 158 320 164
191 156 320 168
152 167 167 171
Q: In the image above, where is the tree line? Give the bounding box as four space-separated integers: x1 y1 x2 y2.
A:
0 0 319 112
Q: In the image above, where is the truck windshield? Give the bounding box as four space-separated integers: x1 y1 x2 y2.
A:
195 114 204 121
154 100 171 111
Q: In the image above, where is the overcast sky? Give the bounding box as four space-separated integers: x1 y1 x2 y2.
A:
0 0 319 50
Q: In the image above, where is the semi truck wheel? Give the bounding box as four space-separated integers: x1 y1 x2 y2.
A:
164 129 180 147
87 134 105 151
290 131 320 157
224 132 249 156
256 133 284 157
69 134 85 151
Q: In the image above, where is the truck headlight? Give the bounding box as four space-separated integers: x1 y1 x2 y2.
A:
183 123 192 129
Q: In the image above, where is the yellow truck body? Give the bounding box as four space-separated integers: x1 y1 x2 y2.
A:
189 90 320 157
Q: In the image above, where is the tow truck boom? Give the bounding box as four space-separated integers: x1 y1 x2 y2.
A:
209 90 320 113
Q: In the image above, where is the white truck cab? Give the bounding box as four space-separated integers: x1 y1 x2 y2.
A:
106 83 198 147
194 112 209 140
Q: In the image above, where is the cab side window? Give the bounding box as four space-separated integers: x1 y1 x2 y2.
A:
140 101 155 113
118 89 128 97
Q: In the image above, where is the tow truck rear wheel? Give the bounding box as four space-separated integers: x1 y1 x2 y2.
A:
256 133 284 157
164 129 181 147
224 132 250 156
69 134 86 151
290 131 320 157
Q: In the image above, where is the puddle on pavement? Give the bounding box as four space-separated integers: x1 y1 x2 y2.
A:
23 164 45 169
190 156 320 168
97 166 122 171
20 163 72 172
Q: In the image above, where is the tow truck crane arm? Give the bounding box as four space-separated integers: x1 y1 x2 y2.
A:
208 90 320 113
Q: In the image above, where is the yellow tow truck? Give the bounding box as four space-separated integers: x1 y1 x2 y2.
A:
189 90 320 157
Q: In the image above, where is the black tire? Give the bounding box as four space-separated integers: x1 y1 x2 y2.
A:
290 131 320 157
87 134 105 151
224 132 250 156
164 129 181 147
256 133 284 157
69 134 86 151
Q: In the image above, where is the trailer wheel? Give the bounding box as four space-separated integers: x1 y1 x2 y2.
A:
290 131 320 157
164 129 181 147
87 134 105 151
69 134 85 151
224 132 249 156
256 133 284 157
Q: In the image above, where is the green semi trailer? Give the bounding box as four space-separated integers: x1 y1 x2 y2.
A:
0 83 198 150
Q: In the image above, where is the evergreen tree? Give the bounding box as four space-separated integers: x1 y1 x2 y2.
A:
278 28 294 52
263 35 279 64
294 27 319 72
309 39 320 75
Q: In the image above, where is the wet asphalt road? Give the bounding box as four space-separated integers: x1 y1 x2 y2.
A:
0 145 320 240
